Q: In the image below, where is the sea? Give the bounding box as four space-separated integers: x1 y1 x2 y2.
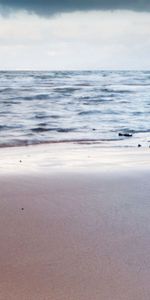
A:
0 70 150 148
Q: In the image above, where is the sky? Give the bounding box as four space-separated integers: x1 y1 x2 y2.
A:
0 0 150 70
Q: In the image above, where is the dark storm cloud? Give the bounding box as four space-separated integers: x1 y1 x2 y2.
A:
0 0 150 15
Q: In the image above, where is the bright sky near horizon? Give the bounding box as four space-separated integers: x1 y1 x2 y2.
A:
0 0 150 70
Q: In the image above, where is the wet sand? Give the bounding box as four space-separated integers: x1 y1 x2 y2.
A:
0 144 150 299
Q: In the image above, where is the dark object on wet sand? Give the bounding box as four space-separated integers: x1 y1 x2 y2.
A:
118 133 132 137
138 144 142 147
21 208 24 211
19 160 22 163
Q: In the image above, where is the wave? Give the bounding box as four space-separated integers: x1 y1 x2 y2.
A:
33 114 61 120
0 88 15 93
20 94 50 101
0 137 121 148
0 125 21 130
101 88 134 94
31 127 76 133
78 110 101 115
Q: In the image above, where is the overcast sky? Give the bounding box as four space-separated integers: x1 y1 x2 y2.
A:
0 0 150 70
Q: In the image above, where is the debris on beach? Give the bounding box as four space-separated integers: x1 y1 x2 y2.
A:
118 132 133 137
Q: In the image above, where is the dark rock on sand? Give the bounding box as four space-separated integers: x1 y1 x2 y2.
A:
118 133 132 137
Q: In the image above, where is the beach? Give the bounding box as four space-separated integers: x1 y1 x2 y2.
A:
0 143 150 299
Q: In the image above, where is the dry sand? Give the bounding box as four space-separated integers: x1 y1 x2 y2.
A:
0 143 150 300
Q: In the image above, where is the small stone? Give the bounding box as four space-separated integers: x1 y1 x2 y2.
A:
21 208 24 211
138 144 142 147
19 160 22 163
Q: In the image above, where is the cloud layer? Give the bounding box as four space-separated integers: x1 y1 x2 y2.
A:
0 0 150 15
0 11 150 70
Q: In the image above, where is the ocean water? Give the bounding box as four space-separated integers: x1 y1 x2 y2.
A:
0 70 150 148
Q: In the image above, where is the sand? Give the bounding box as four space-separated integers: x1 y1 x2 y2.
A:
0 143 150 300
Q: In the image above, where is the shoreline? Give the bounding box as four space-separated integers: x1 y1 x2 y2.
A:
0 142 150 175
0 143 150 299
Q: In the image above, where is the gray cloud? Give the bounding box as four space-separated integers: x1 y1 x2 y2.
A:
0 0 150 15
